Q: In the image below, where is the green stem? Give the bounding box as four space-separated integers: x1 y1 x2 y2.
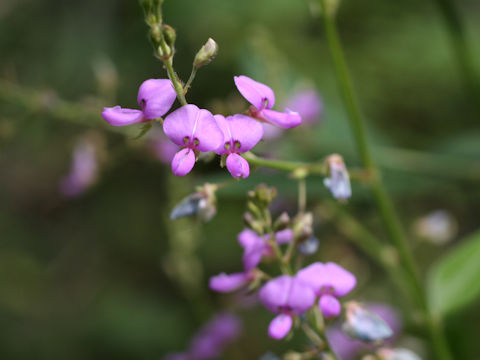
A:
243 152 325 175
298 178 307 213
184 66 198 94
433 0 480 116
318 1 453 359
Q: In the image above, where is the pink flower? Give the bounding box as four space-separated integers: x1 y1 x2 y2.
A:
234 75 302 129
214 114 264 178
238 228 293 271
163 104 224 176
60 140 98 197
102 79 176 126
259 275 316 340
285 89 323 125
297 262 356 318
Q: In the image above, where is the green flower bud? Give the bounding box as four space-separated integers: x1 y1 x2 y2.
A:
193 38 219 69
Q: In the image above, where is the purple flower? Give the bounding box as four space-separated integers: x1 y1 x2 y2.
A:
214 114 264 178
238 228 293 271
102 79 176 126
209 272 252 293
60 140 98 197
285 89 323 125
259 275 316 340
297 262 356 318
163 313 242 360
209 228 293 293
324 154 352 200
234 75 302 129
163 104 224 176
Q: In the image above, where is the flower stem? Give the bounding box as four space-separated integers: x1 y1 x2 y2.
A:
317 1 453 359
243 152 325 175
184 66 198 95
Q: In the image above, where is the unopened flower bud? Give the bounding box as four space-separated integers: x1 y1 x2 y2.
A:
162 24 176 48
297 235 319 256
170 184 217 222
376 348 422 360
342 302 393 343
284 352 303 360
292 212 313 240
273 212 290 231
243 212 264 234
193 38 218 69
249 184 277 207
324 154 351 201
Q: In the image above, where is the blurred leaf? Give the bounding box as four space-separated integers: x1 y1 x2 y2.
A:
427 229 480 316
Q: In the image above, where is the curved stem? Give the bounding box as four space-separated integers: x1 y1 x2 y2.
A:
317 1 453 359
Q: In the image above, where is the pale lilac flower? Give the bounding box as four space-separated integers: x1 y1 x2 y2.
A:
259 275 316 340
327 304 401 360
375 348 421 360
234 75 302 129
342 302 393 343
163 104 223 176
214 114 264 178
163 313 241 360
297 262 356 318
285 89 323 125
324 154 352 200
60 140 98 197
102 79 176 126
238 228 294 271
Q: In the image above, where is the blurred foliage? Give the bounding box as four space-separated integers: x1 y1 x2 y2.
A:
1 0 480 359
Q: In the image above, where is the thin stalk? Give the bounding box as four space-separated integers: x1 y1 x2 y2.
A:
298 178 307 213
318 1 453 359
184 66 198 95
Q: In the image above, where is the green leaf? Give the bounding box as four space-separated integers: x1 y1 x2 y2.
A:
427 229 480 316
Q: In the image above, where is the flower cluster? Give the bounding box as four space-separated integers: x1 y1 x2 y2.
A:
102 75 302 178
209 227 356 340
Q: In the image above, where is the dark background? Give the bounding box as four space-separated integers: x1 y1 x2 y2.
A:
1 0 479 359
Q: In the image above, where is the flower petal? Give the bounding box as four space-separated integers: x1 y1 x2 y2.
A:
171 148 195 176
163 104 200 147
226 153 250 178
226 114 264 153
324 262 356 297
259 275 292 313
262 109 302 129
286 278 316 315
209 272 249 293
319 294 341 318
238 228 261 249
243 239 266 271
164 104 223 151
101 106 144 126
275 229 293 245
137 79 177 119
268 314 292 340
234 75 275 110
